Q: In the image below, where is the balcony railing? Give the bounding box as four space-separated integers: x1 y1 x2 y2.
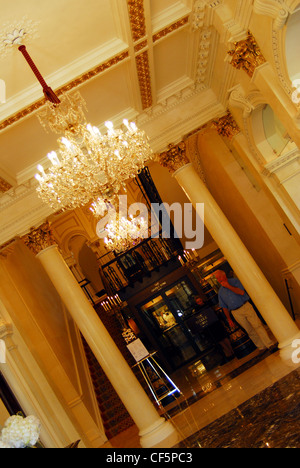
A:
100 235 183 295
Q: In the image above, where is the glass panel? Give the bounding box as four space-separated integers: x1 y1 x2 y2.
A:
163 326 197 367
165 280 196 318
141 296 177 330
262 105 291 156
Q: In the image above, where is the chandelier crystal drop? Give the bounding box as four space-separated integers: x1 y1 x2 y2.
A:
35 115 153 211
90 197 109 218
104 214 149 253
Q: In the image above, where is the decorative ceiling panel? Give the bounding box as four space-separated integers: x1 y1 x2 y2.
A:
153 28 191 95
0 0 234 193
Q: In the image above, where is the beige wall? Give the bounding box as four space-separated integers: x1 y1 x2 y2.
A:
0 240 106 447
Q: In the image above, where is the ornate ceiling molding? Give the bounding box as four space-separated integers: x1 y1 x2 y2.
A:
127 0 147 43
0 177 12 193
135 51 152 109
0 16 40 57
0 50 130 132
0 8 192 129
262 148 300 176
229 84 255 118
253 0 290 30
153 16 190 42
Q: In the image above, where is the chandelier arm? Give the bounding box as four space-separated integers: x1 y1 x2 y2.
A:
18 45 61 105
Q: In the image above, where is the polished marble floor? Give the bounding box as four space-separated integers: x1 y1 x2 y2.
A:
174 367 300 448
101 339 300 449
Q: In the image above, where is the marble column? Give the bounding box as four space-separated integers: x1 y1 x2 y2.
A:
158 143 300 362
23 223 178 448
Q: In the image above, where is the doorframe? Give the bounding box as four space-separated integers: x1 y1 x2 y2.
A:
0 371 24 417
135 276 203 371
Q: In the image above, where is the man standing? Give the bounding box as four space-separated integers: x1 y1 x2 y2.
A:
213 270 275 351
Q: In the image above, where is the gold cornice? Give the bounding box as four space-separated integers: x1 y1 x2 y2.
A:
127 0 147 43
0 51 129 132
58 51 129 94
153 16 190 43
136 51 153 109
134 39 148 53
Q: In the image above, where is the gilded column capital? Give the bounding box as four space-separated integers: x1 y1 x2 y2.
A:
22 221 57 256
211 112 241 140
0 176 12 193
0 317 13 340
228 31 266 78
156 142 190 174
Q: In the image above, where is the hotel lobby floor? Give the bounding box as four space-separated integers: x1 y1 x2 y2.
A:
101 343 300 449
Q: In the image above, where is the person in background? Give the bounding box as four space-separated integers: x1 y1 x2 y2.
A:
213 270 276 352
194 296 235 361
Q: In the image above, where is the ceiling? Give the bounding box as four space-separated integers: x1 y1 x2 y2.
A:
0 0 233 194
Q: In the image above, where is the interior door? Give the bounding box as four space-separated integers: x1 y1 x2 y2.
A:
140 294 199 369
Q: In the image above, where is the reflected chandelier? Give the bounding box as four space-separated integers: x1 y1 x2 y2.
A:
16 44 153 211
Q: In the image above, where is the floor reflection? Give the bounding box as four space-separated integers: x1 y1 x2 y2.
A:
175 368 300 448
101 343 300 449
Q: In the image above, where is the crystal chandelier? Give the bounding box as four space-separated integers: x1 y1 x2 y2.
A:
35 115 153 211
15 43 153 211
104 214 149 253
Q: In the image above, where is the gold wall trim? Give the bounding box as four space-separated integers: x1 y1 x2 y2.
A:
153 16 190 43
57 51 129 94
135 51 152 109
134 39 148 53
0 51 129 132
127 0 147 43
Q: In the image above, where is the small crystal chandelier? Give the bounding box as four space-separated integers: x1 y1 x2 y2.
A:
14 42 153 211
104 214 149 253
